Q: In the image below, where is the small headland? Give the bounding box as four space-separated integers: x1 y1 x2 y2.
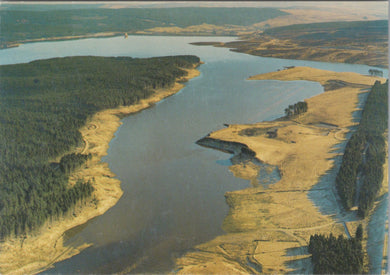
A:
175 66 385 274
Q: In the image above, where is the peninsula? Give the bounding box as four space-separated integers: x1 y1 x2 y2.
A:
175 67 387 273
0 56 201 274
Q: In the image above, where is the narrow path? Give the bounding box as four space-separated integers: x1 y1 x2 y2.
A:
329 181 354 239
80 123 98 154
81 138 89 155
334 128 349 141
342 223 351 239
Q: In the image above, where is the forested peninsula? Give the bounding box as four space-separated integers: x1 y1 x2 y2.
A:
0 55 201 274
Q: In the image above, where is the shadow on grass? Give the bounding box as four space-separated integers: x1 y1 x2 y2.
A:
287 90 369 272
308 90 368 220
285 246 312 274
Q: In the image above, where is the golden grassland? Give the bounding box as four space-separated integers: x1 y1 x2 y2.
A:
0 67 200 275
140 7 384 37
254 8 384 29
136 23 244 36
174 67 386 274
137 7 385 37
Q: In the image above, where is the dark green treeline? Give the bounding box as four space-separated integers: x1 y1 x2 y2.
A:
309 225 364 274
336 80 388 217
0 55 200 238
284 101 308 117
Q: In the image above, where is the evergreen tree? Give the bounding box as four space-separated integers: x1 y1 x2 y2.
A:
0 55 200 238
355 224 363 241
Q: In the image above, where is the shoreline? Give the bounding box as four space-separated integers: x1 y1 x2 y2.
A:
0 32 236 50
175 67 386 274
0 66 201 275
3 33 386 70
0 32 122 49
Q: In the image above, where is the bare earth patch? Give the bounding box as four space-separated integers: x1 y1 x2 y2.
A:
175 67 385 274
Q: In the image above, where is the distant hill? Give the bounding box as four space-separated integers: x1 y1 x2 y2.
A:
0 7 288 47
264 20 388 44
222 20 388 68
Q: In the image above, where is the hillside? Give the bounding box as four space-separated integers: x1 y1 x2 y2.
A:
0 7 287 48
220 20 388 68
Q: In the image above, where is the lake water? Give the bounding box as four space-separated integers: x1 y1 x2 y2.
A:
1 36 387 273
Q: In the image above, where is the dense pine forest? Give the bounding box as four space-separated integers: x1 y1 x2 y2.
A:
309 225 364 274
0 55 200 238
336 80 388 217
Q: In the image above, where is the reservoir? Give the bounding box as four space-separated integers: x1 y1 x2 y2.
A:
0 36 386 273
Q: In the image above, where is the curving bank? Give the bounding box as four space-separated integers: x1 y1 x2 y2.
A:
174 66 386 274
0 56 201 275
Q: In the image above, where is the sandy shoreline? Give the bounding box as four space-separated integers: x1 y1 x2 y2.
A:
0 66 201 275
175 67 386 274
1 30 231 49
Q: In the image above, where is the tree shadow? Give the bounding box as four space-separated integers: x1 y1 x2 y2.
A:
284 246 313 274
288 90 369 271
308 136 355 219
308 90 368 220
352 92 369 124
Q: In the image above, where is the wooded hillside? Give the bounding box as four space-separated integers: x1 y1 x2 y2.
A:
0 55 200 238
0 7 287 47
